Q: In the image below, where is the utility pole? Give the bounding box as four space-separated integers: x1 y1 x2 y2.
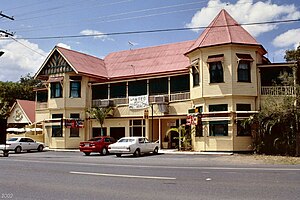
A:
0 11 14 157
0 11 14 37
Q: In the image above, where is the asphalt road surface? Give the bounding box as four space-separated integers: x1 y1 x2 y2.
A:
0 151 299 200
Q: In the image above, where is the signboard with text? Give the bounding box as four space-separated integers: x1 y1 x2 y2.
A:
129 95 149 109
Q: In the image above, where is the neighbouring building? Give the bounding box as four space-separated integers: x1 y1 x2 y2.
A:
34 9 298 151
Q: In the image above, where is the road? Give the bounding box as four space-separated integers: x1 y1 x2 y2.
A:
0 151 299 200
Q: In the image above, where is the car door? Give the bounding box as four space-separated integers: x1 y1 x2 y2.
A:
144 138 153 152
19 138 29 150
27 138 38 150
138 138 147 153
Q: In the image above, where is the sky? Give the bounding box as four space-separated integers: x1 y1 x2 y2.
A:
0 0 299 82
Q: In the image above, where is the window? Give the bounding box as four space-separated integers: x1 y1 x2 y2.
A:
192 65 200 87
70 81 81 98
110 82 126 98
92 84 108 100
149 77 168 95
50 82 62 98
70 113 80 137
209 121 228 136
236 104 251 111
209 104 228 112
128 80 147 96
52 114 63 137
170 75 190 93
238 61 251 82
209 62 223 83
129 120 146 137
237 121 251 136
92 127 107 137
52 125 62 137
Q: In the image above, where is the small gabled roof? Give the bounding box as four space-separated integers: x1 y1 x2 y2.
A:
12 100 36 124
104 40 194 80
186 9 266 54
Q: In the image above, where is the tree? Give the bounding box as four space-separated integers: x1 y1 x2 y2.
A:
284 44 300 156
86 107 113 136
0 98 9 145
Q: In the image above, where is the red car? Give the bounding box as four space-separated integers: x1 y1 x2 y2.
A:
79 136 115 156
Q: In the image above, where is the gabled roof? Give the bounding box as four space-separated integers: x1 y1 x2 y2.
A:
10 100 36 124
56 47 108 78
35 46 107 79
104 40 194 80
186 9 266 54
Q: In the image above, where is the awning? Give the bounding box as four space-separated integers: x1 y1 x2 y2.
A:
47 76 64 83
207 54 224 63
236 53 254 62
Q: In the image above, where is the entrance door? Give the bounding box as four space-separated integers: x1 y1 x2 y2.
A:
110 127 125 140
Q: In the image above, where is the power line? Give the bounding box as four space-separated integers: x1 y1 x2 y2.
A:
8 36 46 57
7 18 300 40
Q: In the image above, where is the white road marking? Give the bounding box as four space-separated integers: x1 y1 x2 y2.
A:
4 159 300 172
70 171 176 180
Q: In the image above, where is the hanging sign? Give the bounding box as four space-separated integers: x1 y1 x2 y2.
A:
129 95 149 109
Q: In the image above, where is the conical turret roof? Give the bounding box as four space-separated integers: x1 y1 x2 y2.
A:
186 9 265 54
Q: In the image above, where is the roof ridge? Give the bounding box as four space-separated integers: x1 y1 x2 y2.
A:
56 46 104 61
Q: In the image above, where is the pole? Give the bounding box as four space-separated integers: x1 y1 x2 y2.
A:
151 104 153 141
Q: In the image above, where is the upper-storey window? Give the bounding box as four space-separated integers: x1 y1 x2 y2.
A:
149 77 168 95
207 54 224 83
92 84 108 100
170 74 190 93
192 65 200 87
236 54 253 83
110 82 126 98
50 82 62 98
69 76 81 98
128 80 147 96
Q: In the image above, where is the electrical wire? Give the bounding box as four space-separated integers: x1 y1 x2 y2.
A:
5 18 300 41
8 36 47 57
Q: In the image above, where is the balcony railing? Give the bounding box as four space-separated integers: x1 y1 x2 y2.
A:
92 92 190 107
36 102 48 109
261 86 295 96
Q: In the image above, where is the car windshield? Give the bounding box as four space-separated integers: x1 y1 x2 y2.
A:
118 138 135 143
88 137 102 141
7 138 18 142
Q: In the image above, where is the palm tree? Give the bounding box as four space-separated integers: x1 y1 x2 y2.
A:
87 107 113 136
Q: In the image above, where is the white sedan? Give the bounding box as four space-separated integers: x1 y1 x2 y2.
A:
108 136 159 157
0 137 44 153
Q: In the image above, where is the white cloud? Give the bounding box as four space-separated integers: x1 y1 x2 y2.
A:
0 39 46 81
80 29 114 41
272 29 300 48
186 0 300 37
57 43 71 49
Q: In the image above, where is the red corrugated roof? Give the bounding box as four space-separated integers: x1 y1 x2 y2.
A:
17 100 35 123
56 47 108 79
104 40 194 80
186 9 264 54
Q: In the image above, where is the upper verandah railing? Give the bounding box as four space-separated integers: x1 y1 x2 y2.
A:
260 86 296 96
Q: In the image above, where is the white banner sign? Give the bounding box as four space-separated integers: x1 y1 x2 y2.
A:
129 95 149 109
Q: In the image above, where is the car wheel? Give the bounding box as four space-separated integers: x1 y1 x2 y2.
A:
84 152 91 156
153 147 159 154
133 148 141 157
116 153 121 157
37 145 44 152
100 148 108 156
15 146 22 154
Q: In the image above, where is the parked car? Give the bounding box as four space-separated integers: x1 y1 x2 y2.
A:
108 136 159 157
79 136 115 156
0 137 44 153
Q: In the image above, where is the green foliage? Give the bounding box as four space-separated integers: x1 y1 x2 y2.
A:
86 107 113 136
167 125 192 151
244 95 297 156
0 98 9 119
284 44 300 62
0 73 41 107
